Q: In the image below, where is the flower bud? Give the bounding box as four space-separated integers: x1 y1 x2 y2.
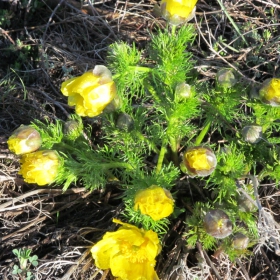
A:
160 0 198 25
61 65 117 117
19 150 60 186
134 185 174 221
175 82 192 99
216 69 237 89
232 233 249 250
237 191 257 213
116 113 134 132
182 146 217 177
7 125 42 155
204 209 233 239
241 125 262 144
259 78 280 106
63 120 83 140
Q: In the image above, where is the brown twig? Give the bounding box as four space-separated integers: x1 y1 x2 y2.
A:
197 241 222 280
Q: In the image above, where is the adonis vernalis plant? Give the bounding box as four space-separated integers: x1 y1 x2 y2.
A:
7 22 280 277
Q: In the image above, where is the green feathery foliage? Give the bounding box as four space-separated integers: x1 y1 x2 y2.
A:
122 202 170 236
13 22 280 261
30 119 64 149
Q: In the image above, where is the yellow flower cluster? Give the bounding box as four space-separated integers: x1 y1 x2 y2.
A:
7 125 42 155
259 78 280 106
61 65 117 117
134 185 174 221
91 219 161 280
183 146 217 177
160 0 198 25
7 125 61 186
19 150 60 186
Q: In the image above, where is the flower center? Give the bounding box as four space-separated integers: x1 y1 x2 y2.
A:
120 242 147 263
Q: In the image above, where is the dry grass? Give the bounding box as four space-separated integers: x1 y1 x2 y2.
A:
1 0 280 279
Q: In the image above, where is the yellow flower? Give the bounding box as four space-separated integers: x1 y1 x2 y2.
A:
160 0 198 25
91 219 161 280
19 150 60 186
259 78 280 106
7 125 42 155
61 65 117 117
134 185 174 221
183 146 217 177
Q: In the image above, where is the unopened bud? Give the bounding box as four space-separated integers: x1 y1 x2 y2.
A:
7 125 42 155
64 120 83 140
116 113 134 132
216 69 237 89
241 125 262 144
175 82 192 99
232 233 249 250
204 209 233 239
238 191 257 213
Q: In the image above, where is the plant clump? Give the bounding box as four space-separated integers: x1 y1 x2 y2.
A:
4 0 280 278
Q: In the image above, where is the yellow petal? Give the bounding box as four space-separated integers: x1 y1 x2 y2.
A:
91 220 161 280
91 236 119 269
60 66 117 117
134 186 174 220
111 254 158 280
19 150 60 186
161 0 198 19
7 126 42 155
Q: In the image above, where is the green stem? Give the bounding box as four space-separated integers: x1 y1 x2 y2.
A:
156 143 167 174
135 131 160 154
169 136 179 166
262 123 270 133
195 119 212 146
128 66 151 73
53 141 79 153
144 81 161 103
258 168 269 181
57 141 135 171
102 161 135 171
171 24 177 37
